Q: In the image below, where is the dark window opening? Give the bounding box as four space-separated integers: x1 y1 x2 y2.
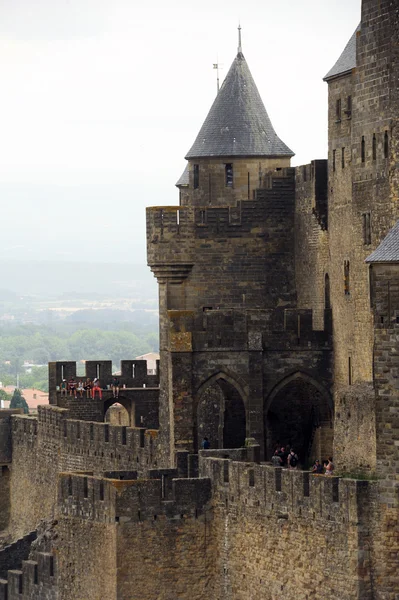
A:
345 95 352 117
302 165 307 181
275 468 282 492
225 163 233 187
83 477 88 498
200 210 206 225
372 134 377 161
336 98 341 122
332 479 339 502
344 261 350 296
363 213 371 245
341 147 345 169
104 424 109 443
249 469 255 487
348 356 352 385
332 150 336 172
324 274 331 309
361 136 365 163
303 473 310 497
193 164 199 189
384 131 389 158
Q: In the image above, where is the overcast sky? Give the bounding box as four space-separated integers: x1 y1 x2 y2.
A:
0 0 361 264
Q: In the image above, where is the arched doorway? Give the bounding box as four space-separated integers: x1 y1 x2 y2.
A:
196 375 246 451
265 373 333 466
104 402 130 426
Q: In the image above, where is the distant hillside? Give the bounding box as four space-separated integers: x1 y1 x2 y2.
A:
0 260 157 300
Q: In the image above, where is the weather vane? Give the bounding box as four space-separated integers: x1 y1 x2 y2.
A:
213 58 223 95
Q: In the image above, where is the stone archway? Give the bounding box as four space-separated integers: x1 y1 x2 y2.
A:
265 372 333 465
103 396 132 426
195 373 247 451
104 402 130 426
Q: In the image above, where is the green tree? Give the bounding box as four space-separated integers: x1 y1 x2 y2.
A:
0 389 11 402
10 389 29 414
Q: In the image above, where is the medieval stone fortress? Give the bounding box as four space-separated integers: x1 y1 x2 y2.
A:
0 1 398 598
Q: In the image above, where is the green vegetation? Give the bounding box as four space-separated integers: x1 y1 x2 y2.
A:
0 318 159 393
10 389 29 414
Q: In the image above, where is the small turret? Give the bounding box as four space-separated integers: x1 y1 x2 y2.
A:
183 27 294 206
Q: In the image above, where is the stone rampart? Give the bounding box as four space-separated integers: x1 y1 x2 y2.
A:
0 410 23 464
168 307 331 354
8 406 159 538
0 551 57 600
56 472 213 600
58 472 212 523
49 359 159 404
0 531 37 579
200 456 376 600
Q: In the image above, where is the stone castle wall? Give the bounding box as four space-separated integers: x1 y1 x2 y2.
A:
200 456 378 600
6 406 159 538
56 473 212 600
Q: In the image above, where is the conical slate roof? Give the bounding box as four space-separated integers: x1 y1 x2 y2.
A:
185 51 294 159
366 220 399 263
175 163 189 187
324 24 360 82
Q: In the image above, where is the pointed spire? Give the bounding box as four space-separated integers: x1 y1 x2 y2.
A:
185 49 294 160
238 24 242 55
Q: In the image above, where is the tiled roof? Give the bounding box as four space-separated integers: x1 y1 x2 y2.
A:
175 163 189 187
324 24 360 81
2 386 48 409
366 220 399 263
185 52 294 159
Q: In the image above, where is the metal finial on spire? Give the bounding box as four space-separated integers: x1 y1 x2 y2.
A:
238 24 242 54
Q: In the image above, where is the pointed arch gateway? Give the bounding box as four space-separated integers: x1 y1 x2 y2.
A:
103 396 132 427
195 372 248 452
264 372 333 465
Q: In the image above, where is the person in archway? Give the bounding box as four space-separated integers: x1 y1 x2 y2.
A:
201 437 210 450
271 449 282 467
287 449 299 469
311 459 323 474
278 446 288 467
325 456 335 475
111 376 120 399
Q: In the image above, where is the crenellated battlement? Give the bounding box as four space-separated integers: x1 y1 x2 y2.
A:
58 472 212 524
168 307 331 353
0 551 56 600
48 359 159 398
11 405 159 476
295 159 328 230
200 457 373 524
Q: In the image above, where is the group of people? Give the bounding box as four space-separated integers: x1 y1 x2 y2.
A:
59 377 121 400
271 445 335 475
311 457 335 475
271 445 299 469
